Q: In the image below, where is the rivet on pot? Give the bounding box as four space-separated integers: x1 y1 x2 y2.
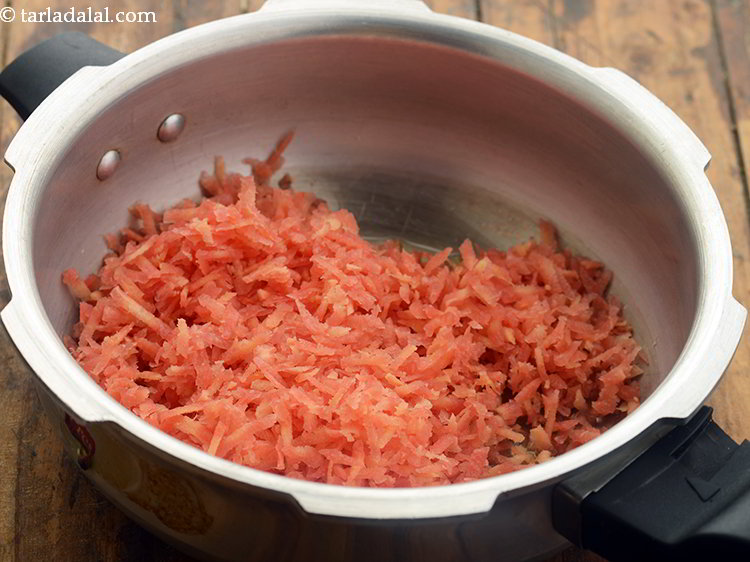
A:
96 150 121 181
157 113 186 143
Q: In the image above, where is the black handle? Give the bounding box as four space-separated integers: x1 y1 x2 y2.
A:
0 32 125 120
554 406 750 559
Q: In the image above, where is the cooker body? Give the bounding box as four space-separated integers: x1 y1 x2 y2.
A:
1 3 745 560
35 34 700 396
36 377 570 561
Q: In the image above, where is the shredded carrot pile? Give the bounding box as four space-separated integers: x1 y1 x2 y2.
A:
63 135 642 487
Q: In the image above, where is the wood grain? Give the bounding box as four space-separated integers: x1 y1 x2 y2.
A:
0 13 14 560
424 0 479 17
0 7 25 562
171 0 262 29
502 0 750 558
0 2 192 561
714 0 750 193
1 1 750 561
541 0 750 440
480 0 556 45
714 0 750 429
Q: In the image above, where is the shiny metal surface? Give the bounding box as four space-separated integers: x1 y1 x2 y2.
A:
0 0 746 559
95 148 121 180
157 113 186 143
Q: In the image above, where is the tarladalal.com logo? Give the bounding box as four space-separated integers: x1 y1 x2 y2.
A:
1 7 15 22
0 6 157 23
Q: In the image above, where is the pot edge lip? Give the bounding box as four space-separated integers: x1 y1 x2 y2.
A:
1 6 745 519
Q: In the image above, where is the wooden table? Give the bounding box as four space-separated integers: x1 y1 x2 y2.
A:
2 0 750 560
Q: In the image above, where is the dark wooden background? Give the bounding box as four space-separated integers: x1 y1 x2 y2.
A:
2 0 750 560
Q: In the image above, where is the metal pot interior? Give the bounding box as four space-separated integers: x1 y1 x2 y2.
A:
32 33 699 414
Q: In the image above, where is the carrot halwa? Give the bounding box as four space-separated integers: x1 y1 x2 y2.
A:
63 137 642 487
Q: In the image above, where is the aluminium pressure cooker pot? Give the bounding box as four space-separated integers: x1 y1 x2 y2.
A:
0 1 748 560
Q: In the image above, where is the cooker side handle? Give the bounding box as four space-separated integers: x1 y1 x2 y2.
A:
0 32 124 120
553 406 750 560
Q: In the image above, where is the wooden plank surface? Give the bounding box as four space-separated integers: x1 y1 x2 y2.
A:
715 0 750 199
1 1 749 561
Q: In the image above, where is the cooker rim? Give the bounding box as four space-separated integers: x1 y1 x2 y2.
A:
1 4 744 519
